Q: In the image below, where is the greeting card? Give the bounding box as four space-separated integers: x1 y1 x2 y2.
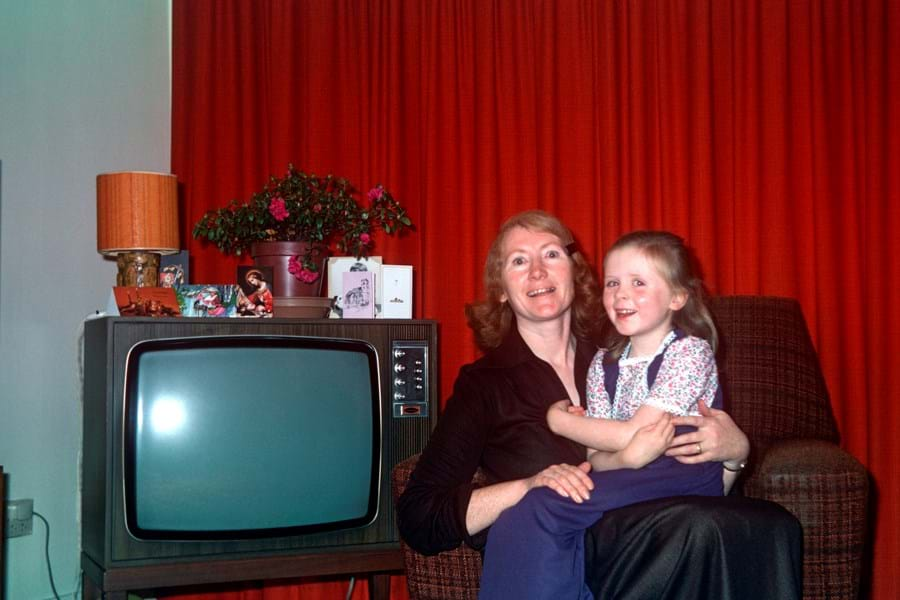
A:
341 271 375 318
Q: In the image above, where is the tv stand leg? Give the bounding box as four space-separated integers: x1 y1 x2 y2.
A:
368 573 391 600
82 576 127 600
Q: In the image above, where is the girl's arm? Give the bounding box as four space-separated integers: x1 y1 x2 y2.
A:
587 413 675 471
547 400 666 451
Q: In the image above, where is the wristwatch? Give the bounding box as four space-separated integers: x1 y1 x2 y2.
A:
722 459 748 472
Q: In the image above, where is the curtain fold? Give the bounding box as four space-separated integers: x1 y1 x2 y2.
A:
171 1 899 598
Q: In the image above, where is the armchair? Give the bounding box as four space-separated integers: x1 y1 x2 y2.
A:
391 296 869 600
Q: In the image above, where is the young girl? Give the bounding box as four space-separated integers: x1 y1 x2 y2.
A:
546 229 722 473
479 230 726 600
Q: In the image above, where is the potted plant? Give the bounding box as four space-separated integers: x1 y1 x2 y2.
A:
193 165 413 296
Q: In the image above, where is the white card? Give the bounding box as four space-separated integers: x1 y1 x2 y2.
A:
381 265 413 319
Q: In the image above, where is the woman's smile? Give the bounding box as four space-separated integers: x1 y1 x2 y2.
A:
499 226 575 325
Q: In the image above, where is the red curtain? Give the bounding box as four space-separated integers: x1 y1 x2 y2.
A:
171 1 899 598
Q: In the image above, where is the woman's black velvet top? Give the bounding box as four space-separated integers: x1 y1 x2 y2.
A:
396 325 595 554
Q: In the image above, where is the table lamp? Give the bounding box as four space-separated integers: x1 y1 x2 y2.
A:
97 171 179 287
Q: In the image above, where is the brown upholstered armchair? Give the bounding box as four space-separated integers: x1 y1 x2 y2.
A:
391 296 869 600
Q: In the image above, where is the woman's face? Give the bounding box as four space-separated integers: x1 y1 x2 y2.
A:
499 226 575 327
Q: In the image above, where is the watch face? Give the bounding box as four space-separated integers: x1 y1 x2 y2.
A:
723 460 747 472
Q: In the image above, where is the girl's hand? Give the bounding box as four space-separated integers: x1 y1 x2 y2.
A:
621 413 675 469
667 402 750 465
526 461 594 503
567 404 586 417
546 399 581 433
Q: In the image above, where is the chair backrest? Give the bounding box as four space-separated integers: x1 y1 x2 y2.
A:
391 296 840 599
709 296 839 454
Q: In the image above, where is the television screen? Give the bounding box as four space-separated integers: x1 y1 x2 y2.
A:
123 336 380 540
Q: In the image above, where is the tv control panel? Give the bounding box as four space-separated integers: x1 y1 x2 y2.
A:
391 341 429 418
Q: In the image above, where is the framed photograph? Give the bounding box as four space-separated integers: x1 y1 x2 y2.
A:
381 265 413 319
236 265 274 317
326 256 382 318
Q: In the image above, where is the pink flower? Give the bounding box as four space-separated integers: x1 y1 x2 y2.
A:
288 255 320 283
268 196 289 221
312 203 322 213
367 186 384 201
296 268 319 283
359 232 371 244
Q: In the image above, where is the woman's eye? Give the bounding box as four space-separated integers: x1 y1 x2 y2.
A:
511 256 526 266
546 249 560 259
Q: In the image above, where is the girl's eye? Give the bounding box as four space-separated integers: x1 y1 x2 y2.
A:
633 279 645 287
605 280 618 288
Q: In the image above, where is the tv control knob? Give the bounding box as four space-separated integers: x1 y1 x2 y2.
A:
394 392 406 401
394 363 406 373
393 349 406 358
394 377 405 387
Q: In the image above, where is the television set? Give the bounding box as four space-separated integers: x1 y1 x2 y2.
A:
81 316 437 595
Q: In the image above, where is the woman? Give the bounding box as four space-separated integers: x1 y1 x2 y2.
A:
397 210 801 599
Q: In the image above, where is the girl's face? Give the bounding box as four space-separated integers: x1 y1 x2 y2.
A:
499 226 575 329
602 246 686 357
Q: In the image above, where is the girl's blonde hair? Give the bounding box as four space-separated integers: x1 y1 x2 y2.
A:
604 230 717 357
465 210 604 350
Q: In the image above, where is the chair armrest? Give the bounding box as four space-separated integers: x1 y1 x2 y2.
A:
392 454 484 600
742 439 869 600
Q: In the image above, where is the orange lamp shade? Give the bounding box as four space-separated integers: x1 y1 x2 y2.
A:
96 171 179 255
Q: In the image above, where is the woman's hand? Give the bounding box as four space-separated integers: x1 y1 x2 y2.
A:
667 402 750 465
620 413 674 469
526 461 594 503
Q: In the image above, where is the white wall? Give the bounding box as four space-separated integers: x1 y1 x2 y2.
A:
0 1 171 597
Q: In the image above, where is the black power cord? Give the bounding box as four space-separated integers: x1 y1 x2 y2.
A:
32 511 61 600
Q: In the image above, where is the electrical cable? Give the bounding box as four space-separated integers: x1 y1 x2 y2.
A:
345 576 356 600
32 511 62 600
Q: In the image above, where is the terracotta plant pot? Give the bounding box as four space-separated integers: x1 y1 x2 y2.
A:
250 241 326 297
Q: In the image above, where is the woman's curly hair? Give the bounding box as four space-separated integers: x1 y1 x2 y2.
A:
465 210 605 351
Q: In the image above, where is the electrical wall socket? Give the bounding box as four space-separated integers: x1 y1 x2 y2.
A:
5 498 34 538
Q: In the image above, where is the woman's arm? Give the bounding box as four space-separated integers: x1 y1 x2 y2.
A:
397 368 595 553
465 461 593 534
547 401 666 451
667 402 751 493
